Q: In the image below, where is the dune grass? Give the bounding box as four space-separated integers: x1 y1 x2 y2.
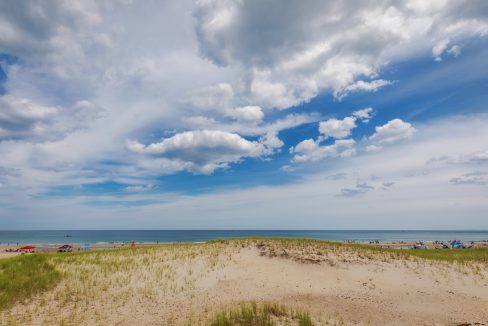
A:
209 301 313 326
211 237 488 265
2 243 230 324
0 254 61 309
1 237 487 323
392 247 488 264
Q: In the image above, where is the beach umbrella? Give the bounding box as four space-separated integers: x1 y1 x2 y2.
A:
58 244 73 249
19 245 36 250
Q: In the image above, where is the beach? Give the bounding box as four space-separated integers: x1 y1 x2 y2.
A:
1 1 488 325
1 238 487 325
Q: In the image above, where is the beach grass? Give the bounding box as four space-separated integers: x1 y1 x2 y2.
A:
207 301 314 326
0 254 61 309
1 238 488 325
212 237 488 265
1 237 487 324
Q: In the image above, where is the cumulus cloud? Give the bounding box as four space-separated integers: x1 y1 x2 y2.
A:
0 1 487 228
194 0 488 107
0 1 104 58
126 130 268 174
319 117 357 139
369 119 416 145
432 38 451 61
226 106 264 124
185 112 320 138
0 95 105 142
0 95 57 138
432 40 462 61
352 107 374 123
292 138 356 162
260 131 284 150
290 108 387 162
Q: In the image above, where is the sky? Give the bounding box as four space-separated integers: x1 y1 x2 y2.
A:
0 0 487 230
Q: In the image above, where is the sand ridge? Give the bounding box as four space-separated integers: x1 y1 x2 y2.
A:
1 241 487 325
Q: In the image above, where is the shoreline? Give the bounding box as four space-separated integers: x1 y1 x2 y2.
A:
1 239 487 257
2 239 488 246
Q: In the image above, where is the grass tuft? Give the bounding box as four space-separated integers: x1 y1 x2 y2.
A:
0 254 61 309
209 301 314 326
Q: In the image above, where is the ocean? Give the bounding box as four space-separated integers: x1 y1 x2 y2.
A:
0 230 487 245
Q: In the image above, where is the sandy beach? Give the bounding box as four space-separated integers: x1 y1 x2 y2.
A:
1 239 487 325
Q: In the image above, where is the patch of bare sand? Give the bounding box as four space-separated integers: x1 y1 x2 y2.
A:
1 243 487 325
197 247 488 325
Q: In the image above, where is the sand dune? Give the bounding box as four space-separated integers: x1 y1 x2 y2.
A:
1 240 487 325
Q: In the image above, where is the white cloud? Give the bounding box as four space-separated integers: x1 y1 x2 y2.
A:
369 119 416 145
185 112 320 137
352 107 374 123
0 1 487 228
249 77 298 110
432 38 451 61
447 45 462 57
335 79 392 100
184 83 234 111
0 95 102 142
0 0 485 187
260 131 284 150
0 1 104 60
126 130 267 174
225 106 264 124
319 117 357 139
2 114 488 229
195 0 488 107
0 95 58 140
292 138 356 162
432 40 464 61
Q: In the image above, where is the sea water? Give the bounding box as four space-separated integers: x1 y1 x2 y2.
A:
0 230 487 245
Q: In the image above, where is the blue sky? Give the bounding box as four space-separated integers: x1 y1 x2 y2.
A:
0 1 487 229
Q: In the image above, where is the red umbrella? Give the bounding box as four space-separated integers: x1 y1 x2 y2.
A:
19 245 36 250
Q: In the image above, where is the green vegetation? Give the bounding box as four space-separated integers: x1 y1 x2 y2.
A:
392 247 488 264
212 237 488 265
0 254 61 309
209 301 313 326
1 237 487 323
